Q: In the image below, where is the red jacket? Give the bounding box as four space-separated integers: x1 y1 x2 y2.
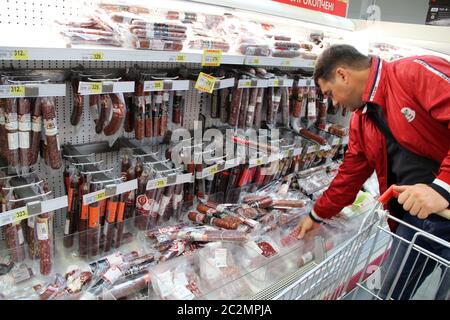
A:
312 55 450 227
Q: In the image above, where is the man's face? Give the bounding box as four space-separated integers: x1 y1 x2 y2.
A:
317 67 365 112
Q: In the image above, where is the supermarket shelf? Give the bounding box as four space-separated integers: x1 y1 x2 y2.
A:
0 46 315 69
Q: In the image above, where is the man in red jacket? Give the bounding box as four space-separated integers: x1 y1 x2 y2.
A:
294 44 450 300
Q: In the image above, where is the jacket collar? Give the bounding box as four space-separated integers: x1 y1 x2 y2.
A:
357 56 387 115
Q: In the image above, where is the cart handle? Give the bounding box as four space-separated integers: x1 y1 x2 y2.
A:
379 184 450 220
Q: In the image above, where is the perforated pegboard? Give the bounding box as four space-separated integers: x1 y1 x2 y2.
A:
0 0 97 27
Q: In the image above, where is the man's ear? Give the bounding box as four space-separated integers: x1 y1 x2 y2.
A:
335 67 348 84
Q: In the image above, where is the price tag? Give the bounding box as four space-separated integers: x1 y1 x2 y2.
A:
256 158 263 166
202 49 222 67
95 190 106 202
14 208 29 223
176 54 186 62
246 57 260 65
209 165 218 175
153 81 163 90
91 52 104 60
13 49 29 60
273 79 280 87
10 86 25 96
241 80 252 88
89 82 103 94
282 59 292 66
156 178 168 188
195 72 216 94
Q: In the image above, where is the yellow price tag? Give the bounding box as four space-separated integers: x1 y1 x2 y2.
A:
176 54 187 62
209 165 218 175
249 57 260 65
156 178 167 188
95 190 106 202
90 82 103 94
242 80 252 88
195 72 216 94
153 81 163 90
10 86 25 96
273 79 280 87
202 49 222 67
282 60 291 66
13 49 29 60
92 52 104 60
14 208 29 223
256 159 263 166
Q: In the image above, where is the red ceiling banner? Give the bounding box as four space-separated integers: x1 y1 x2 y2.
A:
272 0 348 18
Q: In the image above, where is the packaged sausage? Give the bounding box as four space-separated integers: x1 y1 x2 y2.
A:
5 99 19 168
35 211 53 276
39 97 61 170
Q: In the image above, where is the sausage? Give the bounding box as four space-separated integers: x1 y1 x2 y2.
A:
299 128 327 145
130 28 187 40
187 211 238 230
144 93 152 138
253 88 264 129
89 94 99 123
63 174 80 248
4 221 26 263
281 87 290 128
316 93 327 129
131 20 187 33
245 87 258 128
30 98 42 165
133 39 183 51
135 96 145 140
88 200 100 258
26 216 39 259
123 94 134 133
306 87 317 122
160 91 171 137
36 213 52 275
95 94 110 134
274 42 301 50
105 272 150 300
172 91 183 124
78 181 90 257
228 86 242 127
71 81 83 126
238 87 249 128
272 50 301 58
153 92 162 137
5 99 19 167
40 97 61 170
238 44 271 56
103 196 118 252
272 199 305 209
219 87 229 124
135 194 151 231
272 87 282 125
293 87 305 118
161 185 175 221
188 39 230 52
172 183 184 221
114 195 126 249
103 94 125 136
211 88 220 119
0 100 7 157
266 87 274 127
18 98 32 167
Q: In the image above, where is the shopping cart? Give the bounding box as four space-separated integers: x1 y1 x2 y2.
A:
273 185 450 300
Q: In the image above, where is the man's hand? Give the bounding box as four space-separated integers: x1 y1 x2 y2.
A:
293 216 321 239
394 184 449 219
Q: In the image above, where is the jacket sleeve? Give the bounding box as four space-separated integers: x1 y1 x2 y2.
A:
312 114 375 221
405 56 450 202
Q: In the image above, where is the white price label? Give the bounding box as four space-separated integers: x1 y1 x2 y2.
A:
215 248 228 268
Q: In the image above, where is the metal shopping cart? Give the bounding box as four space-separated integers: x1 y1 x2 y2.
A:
273 185 450 300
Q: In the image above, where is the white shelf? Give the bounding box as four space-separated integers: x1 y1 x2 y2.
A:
78 81 135 95
0 45 315 69
0 196 68 227
0 84 66 98
83 179 138 206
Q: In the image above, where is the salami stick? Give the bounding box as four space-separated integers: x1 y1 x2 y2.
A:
30 98 42 165
40 97 61 169
103 94 125 136
5 99 19 167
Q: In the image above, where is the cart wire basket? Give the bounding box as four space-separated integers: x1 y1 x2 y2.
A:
273 186 450 300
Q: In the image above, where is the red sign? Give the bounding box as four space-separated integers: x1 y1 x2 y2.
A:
273 0 348 18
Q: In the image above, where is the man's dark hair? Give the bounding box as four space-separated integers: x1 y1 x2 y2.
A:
313 44 371 85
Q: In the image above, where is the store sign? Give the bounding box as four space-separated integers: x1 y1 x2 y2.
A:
272 0 348 18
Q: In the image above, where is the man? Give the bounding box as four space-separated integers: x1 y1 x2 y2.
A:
293 44 450 299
